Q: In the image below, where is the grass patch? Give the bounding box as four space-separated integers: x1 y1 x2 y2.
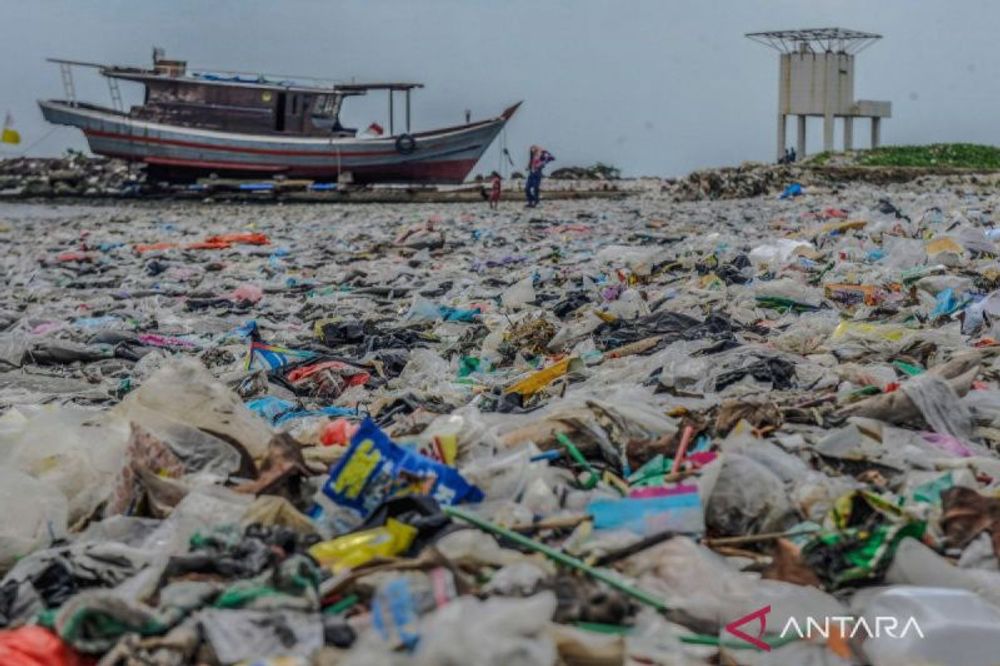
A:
856 144 1000 169
809 151 833 166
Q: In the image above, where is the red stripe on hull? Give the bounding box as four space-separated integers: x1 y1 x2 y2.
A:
121 153 478 183
144 156 291 171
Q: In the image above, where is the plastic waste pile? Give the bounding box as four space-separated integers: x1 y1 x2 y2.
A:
0 154 139 198
2 180 1000 665
667 162 802 201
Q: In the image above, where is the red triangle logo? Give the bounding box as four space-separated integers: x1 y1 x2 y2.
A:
724 604 772 651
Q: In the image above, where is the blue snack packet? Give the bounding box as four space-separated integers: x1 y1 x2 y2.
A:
372 577 421 649
321 418 483 519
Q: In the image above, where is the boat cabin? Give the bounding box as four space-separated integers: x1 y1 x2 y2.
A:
49 50 423 138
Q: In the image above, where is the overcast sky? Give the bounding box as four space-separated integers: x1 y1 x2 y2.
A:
1 0 998 177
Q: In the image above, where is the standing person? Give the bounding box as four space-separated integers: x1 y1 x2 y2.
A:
488 171 502 209
525 145 555 208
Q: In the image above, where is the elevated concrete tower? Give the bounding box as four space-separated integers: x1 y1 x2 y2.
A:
746 28 891 160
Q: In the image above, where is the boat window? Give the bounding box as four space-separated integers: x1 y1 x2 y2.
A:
275 92 286 131
291 95 298 115
312 94 343 118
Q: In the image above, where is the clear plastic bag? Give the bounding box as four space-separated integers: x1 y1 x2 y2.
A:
753 277 824 308
772 311 841 355
885 536 1000 608
860 585 1000 666
595 245 661 276
705 453 796 535
419 403 502 460
900 373 976 443
0 407 129 525
881 235 927 269
458 446 535 502
413 592 558 666
392 348 466 405
0 331 30 368
0 469 68 571
116 359 272 462
621 536 846 635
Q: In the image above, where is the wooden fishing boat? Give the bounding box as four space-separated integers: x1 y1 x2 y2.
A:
39 50 520 183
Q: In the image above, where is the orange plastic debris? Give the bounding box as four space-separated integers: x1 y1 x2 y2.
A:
204 232 270 246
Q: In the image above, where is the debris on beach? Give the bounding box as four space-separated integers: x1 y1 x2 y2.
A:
1 173 999 664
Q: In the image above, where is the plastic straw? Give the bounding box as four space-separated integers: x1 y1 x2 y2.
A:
443 505 668 611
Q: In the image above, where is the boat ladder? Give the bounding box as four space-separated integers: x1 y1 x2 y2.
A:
58 62 77 106
107 77 124 112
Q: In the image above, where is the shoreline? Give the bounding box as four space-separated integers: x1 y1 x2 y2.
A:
7 153 1000 206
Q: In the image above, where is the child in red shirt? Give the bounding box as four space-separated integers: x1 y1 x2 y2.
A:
489 171 502 209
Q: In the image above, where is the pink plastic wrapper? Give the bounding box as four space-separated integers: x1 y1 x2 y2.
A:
230 284 264 303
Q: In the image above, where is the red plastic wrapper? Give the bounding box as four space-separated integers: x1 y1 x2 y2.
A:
0 626 93 666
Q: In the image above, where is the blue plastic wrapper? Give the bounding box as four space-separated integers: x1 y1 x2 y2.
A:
931 287 961 317
246 396 357 426
779 182 803 200
246 396 297 424
438 305 481 322
588 489 703 535
321 418 483 519
372 577 421 649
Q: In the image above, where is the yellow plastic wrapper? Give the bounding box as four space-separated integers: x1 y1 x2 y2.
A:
830 321 910 343
308 518 417 571
699 273 725 290
925 236 963 256
925 236 965 266
504 356 583 397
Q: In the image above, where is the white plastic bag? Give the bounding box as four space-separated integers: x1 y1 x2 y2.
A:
748 239 813 269
501 276 536 310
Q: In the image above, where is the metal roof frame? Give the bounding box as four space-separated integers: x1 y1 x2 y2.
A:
745 28 882 55
47 58 424 96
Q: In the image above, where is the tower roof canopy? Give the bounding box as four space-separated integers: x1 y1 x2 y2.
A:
746 28 882 55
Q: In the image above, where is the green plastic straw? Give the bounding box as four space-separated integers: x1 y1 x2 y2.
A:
554 432 601 489
323 593 359 615
443 505 668 611
447 507 805 652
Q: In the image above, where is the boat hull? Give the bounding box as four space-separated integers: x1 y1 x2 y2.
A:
38 100 516 184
